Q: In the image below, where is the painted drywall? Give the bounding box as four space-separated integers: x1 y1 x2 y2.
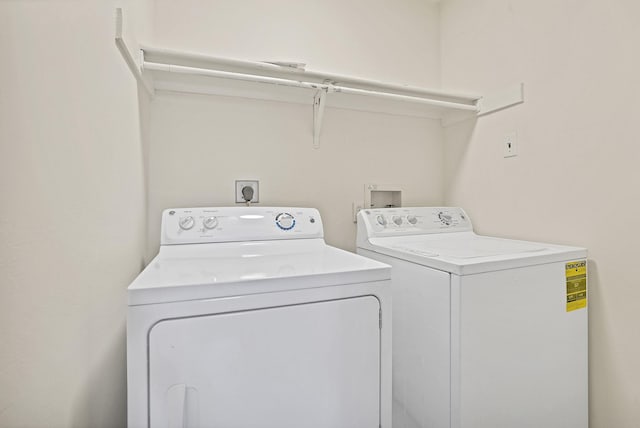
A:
0 1 152 426
153 0 441 88
440 1 640 426
147 0 444 256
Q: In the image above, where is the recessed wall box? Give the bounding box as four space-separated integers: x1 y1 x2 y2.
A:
365 184 402 209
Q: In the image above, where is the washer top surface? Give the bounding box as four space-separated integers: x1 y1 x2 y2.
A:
376 232 547 259
357 207 586 275
129 207 390 305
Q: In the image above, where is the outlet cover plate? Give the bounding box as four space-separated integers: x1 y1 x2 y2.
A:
504 131 518 157
352 201 364 223
235 180 259 203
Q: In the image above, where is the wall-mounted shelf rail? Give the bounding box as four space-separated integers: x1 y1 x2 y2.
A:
114 9 153 96
141 47 483 148
114 9 523 148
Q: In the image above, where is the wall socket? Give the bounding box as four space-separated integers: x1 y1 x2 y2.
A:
504 131 518 157
352 201 364 223
235 180 259 203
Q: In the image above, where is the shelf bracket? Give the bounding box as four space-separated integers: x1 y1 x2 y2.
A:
313 88 328 149
477 82 524 116
114 8 154 96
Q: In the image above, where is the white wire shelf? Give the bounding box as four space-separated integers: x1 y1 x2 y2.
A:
114 8 523 148
142 47 480 113
141 47 484 147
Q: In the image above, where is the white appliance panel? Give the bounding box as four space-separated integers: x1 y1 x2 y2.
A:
149 296 381 428
358 248 451 428
355 207 588 428
129 207 392 427
161 206 323 245
128 239 389 305
456 263 588 428
386 233 546 259
357 207 586 275
357 207 473 239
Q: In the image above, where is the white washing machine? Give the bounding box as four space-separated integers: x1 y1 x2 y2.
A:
356 207 588 428
128 207 391 428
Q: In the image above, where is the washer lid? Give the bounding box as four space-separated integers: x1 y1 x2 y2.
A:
366 232 587 275
128 239 390 305
387 233 546 258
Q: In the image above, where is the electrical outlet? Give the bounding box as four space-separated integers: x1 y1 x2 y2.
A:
235 180 259 203
504 131 518 158
352 201 364 223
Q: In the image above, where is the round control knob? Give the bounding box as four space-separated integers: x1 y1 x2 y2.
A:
407 215 418 225
203 216 218 230
438 212 453 226
179 216 195 230
276 213 296 230
392 215 403 226
376 215 387 226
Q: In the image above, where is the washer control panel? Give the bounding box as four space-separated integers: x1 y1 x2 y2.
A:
358 207 472 237
162 207 323 245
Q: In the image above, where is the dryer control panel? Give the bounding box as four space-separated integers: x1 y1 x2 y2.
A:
357 207 473 239
161 207 324 245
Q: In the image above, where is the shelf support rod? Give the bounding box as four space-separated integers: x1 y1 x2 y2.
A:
142 62 479 112
143 62 328 91
115 8 154 96
333 86 479 112
313 88 328 149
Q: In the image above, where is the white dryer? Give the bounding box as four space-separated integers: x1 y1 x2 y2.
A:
357 207 587 428
128 207 391 428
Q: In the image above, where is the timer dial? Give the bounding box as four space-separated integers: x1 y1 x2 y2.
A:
179 216 195 230
203 216 218 230
438 212 453 226
276 213 296 230
376 215 387 226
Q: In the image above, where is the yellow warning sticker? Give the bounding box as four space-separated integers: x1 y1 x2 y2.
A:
566 260 587 312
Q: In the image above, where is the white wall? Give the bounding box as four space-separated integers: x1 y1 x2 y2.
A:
153 0 441 88
440 1 640 427
0 1 152 426
147 0 444 255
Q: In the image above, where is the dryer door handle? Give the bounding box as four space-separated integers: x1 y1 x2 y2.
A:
167 384 188 428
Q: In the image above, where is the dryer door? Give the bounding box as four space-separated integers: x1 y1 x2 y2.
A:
149 296 381 428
